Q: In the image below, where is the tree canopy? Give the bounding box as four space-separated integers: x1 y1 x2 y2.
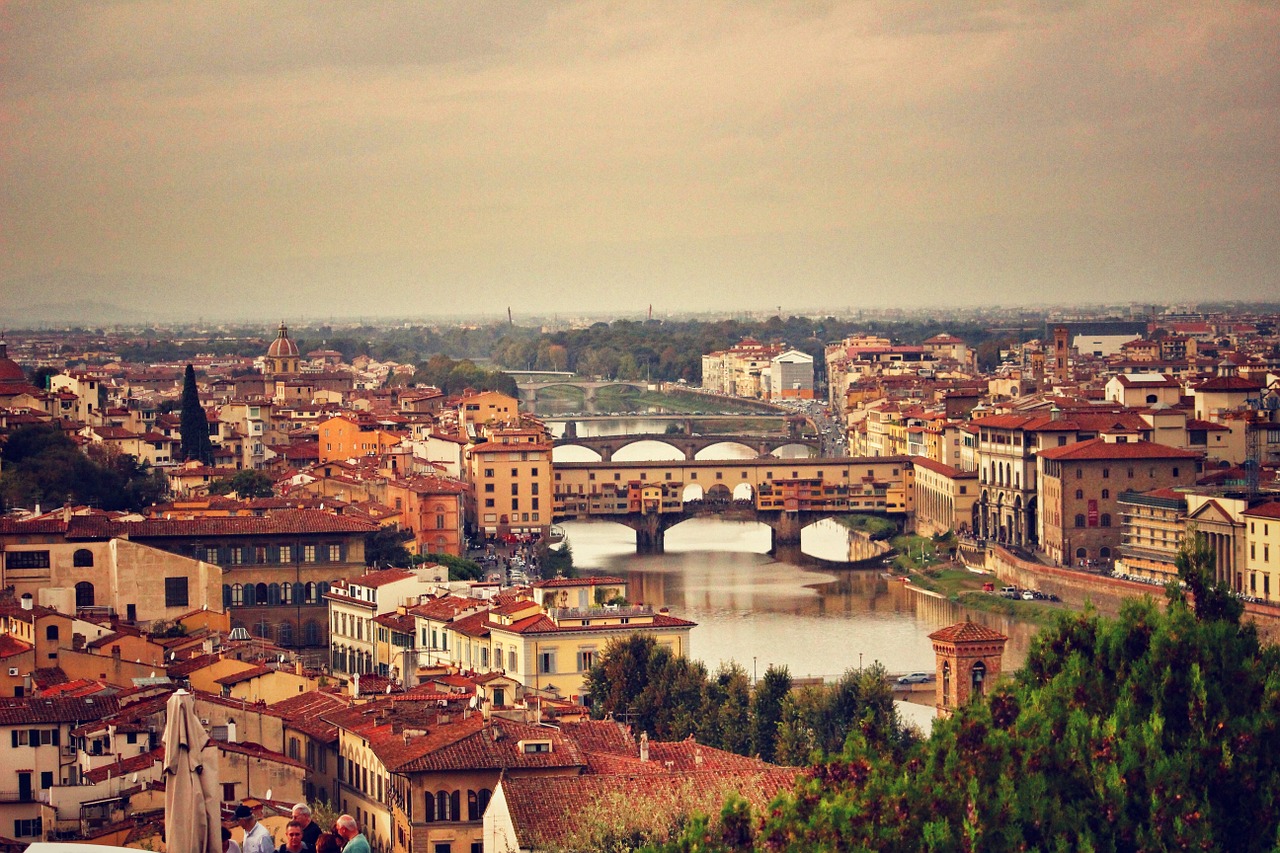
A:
654 542 1280 852
178 364 214 464
0 424 168 512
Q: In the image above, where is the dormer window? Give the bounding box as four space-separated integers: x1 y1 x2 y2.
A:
520 739 552 753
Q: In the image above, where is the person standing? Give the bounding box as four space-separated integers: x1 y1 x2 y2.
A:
235 805 274 853
334 815 370 853
277 820 311 853
291 804 322 849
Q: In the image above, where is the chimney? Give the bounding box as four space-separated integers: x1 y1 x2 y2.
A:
226 721 237 743
639 731 649 762
20 595 33 611
63 502 72 523
294 660 303 676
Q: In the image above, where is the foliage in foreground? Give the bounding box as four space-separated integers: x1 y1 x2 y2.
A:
0 424 168 512
584 636 911 766
651 537 1280 852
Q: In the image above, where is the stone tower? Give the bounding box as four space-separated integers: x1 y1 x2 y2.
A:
928 621 1008 718
1052 326 1070 383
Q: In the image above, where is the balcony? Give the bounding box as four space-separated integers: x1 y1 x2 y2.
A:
549 605 653 622
0 789 50 805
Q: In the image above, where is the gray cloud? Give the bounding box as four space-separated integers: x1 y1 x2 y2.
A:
1 1 1276 320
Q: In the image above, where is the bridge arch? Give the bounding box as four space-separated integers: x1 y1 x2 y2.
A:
694 441 759 460
552 444 603 463
732 482 755 501
613 440 685 461
682 483 705 502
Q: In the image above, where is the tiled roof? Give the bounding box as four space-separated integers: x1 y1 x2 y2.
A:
928 621 1008 644
350 567 416 588
909 457 975 478
496 612 697 636
216 739 305 769
1243 502 1280 520
0 634 32 658
533 576 626 589
83 747 165 784
0 694 120 725
395 716 584 773
501 768 798 850
64 509 377 539
270 691 349 743
1037 438 1201 461
1192 376 1262 392
214 664 274 686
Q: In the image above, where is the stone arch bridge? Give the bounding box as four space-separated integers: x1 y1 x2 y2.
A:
516 379 647 403
553 433 821 461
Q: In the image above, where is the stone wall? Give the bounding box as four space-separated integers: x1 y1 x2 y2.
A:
980 544 1280 642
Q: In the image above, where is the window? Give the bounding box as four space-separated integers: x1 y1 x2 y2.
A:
304 545 317 562
1075 489 1084 500
1075 514 1086 528
1101 489 1109 499
484 468 494 477
537 650 556 674
13 818 42 837
1076 468 1083 480
971 661 987 698
280 545 293 563
46 625 59 642
577 649 596 671
75 581 95 608
1101 514 1111 528
484 483 494 493
485 498 495 508
73 548 94 567
161 573 188 607
1172 467 1180 477
1102 468 1110 479
223 783 237 802
7 550 50 569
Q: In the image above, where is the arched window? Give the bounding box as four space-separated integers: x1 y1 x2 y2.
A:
243 584 257 606
1101 514 1111 527
46 625 60 641
1074 514 1086 528
1100 547 1111 560
971 661 987 698
1075 489 1084 500
1146 394 1158 404
232 583 244 606
941 661 951 706
73 548 94 567
278 621 294 646
467 790 479 821
1076 547 1088 560
281 583 293 605
75 581 95 608
255 583 269 604
268 583 281 606
477 788 491 817
435 790 459 822
303 620 321 645
306 582 318 603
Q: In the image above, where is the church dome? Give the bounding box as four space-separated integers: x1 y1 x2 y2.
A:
267 322 300 359
0 341 26 387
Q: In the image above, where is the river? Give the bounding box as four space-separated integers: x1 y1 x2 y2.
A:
550 416 1041 690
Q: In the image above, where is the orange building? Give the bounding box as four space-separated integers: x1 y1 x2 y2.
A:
318 414 404 464
386 475 469 556
467 429 553 539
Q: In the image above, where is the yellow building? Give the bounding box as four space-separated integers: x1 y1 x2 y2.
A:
486 600 696 702
1243 501 1280 602
467 429 554 538
459 390 521 435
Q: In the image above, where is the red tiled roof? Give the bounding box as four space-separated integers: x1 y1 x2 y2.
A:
1243 502 1280 520
0 694 120 725
928 621 1008 644
395 716 584 773
1192 376 1261 392
83 747 164 784
533 576 626 589
64 509 376 539
500 768 798 850
0 634 32 658
270 691 350 743
350 568 416 588
1037 438 1201 461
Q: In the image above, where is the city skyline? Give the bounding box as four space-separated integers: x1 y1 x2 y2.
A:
2 2 1277 323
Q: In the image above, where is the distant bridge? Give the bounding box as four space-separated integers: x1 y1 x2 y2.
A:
515 379 648 403
552 455 912 553
553 432 820 461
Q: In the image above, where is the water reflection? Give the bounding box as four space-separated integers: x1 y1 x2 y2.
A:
562 518 1036 681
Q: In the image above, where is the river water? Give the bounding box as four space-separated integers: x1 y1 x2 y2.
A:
551 417 1041 688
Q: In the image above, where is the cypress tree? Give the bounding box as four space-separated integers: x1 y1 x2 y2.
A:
179 364 213 464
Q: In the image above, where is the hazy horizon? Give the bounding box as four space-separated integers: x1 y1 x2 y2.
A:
3 3 1277 323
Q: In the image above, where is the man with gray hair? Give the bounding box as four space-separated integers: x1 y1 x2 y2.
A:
334 815 369 853
291 803 321 849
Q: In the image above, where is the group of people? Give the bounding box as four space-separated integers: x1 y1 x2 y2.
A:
222 802 371 853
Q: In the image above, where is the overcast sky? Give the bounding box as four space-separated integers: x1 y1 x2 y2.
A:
2 2 1277 321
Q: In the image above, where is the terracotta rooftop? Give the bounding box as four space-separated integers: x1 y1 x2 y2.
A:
1037 438 1201 462
533 576 627 589
928 621 1008 644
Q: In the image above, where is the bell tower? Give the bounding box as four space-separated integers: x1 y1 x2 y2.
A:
929 621 1008 718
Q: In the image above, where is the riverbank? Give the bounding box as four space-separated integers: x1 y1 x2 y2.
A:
893 561 1068 626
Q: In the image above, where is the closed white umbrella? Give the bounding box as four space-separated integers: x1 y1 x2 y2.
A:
163 690 221 853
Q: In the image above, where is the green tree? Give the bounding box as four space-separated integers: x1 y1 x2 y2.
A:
1170 527 1242 624
208 469 274 499
178 364 214 464
749 665 791 763
419 552 485 581
364 527 414 567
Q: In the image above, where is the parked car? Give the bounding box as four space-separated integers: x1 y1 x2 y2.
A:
1022 590 1037 600
897 672 934 685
